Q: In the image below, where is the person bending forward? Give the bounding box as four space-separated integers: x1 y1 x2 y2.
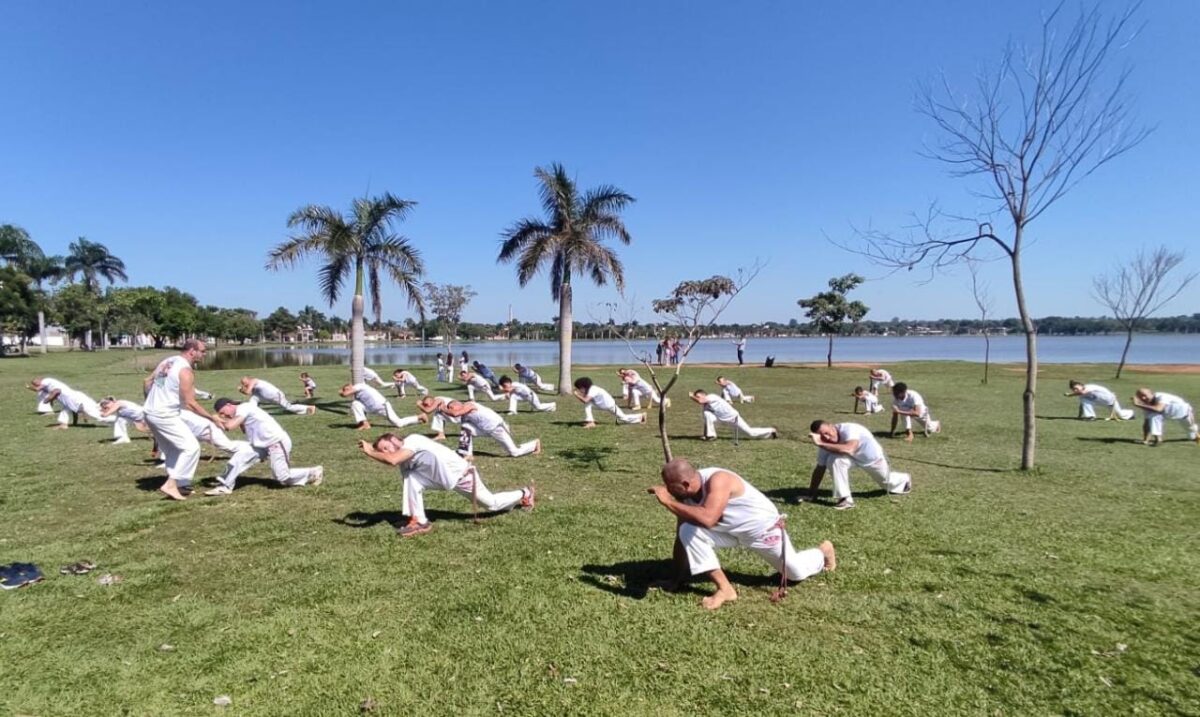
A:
340 383 421 430
239 376 315 416
807 420 911 510
208 398 324 495
690 390 776 441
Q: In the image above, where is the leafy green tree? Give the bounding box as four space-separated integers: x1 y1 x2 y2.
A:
219 308 262 344
498 163 635 394
50 283 103 349
268 193 426 383
0 265 39 353
798 274 869 368
106 286 165 347
263 307 298 342
422 283 476 359
155 288 201 347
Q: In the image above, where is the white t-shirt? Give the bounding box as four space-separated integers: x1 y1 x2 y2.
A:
236 403 288 449
703 396 740 422
1081 384 1116 405
1154 392 1193 419
468 375 491 391
401 433 468 490
56 387 90 413
585 385 617 410
363 367 383 384
892 389 926 414
463 403 505 433
144 355 191 414
818 423 885 467
684 467 779 539
40 377 69 394
352 383 388 412
252 379 284 402
509 383 535 401
114 400 146 422
720 381 744 399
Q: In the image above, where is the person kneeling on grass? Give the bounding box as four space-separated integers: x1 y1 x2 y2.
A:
499 376 557 414
359 432 535 537
716 376 753 404
441 399 542 458
889 382 940 441
1065 380 1134 421
340 382 421 430
690 389 776 441
573 377 645 428
1132 387 1199 446
805 420 911 511
648 458 836 611
852 386 883 414
238 376 316 416
206 398 324 496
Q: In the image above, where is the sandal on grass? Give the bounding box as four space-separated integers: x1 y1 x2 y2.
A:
59 561 97 575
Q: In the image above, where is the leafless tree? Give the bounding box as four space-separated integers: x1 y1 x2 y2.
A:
846 3 1149 470
967 261 995 384
1093 246 1195 379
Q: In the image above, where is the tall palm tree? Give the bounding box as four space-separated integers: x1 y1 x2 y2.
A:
63 237 128 349
1 225 55 353
267 193 426 383
498 163 635 394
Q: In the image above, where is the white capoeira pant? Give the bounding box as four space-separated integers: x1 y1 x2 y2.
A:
517 368 553 392
720 381 752 403
399 435 524 523
701 397 773 439
194 388 213 400
219 435 318 489
627 379 663 410
461 405 539 457
249 381 310 415
180 409 249 455
466 376 502 402
1141 393 1198 439
869 371 894 395
860 393 883 414
143 410 201 488
56 388 123 439
507 384 556 414
426 396 462 434
363 367 387 387
350 387 421 428
393 374 429 397
1077 384 1133 420
679 468 824 582
36 390 54 414
893 390 939 433
583 386 643 424
108 400 146 444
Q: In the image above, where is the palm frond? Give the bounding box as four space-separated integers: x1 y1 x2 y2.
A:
549 251 566 303
317 254 351 307
587 214 634 245
581 186 635 224
498 219 554 264
367 262 383 322
515 232 557 289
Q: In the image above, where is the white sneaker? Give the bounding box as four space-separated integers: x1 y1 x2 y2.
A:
204 486 232 497
547 404 557 412
113 438 131 445
310 466 324 487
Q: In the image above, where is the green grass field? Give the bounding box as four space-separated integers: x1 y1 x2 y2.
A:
1 351 1197 716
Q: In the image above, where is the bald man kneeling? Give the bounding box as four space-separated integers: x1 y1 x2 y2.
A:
648 458 835 610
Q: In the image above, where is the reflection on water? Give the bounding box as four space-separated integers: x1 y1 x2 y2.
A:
200 335 1200 372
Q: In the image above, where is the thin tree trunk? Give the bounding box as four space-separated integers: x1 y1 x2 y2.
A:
982 330 990 384
1115 326 1134 379
826 334 834 368
350 262 365 385
557 282 573 395
38 310 47 354
85 328 93 351
1011 249 1037 470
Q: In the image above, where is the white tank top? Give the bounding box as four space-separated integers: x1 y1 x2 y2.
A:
144 355 190 414
686 467 780 539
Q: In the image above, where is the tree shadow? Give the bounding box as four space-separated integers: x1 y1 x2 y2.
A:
1035 415 1086 421
578 559 777 600
556 446 617 471
332 508 506 530
902 456 1012 474
762 487 886 506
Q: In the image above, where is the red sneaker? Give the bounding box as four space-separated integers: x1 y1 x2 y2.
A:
397 520 433 537
520 485 536 510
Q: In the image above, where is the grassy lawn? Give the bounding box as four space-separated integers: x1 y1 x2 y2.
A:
0 351 1197 716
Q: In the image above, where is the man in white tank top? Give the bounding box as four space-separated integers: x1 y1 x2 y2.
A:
807 420 912 510
238 376 315 415
649 459 836 610
142 339 217 500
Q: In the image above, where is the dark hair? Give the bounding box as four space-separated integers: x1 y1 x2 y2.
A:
716 375 725 381
809 419 827 433
514 363 524 370
691 389 707 398
213 398 238 412
854 385 865 393
498 375 512 387
181 338 204 352
373 432 399 449
574 377 593 391
1068 380 1083 389
892 382 908 395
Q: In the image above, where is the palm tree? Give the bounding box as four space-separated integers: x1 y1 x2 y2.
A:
63 237 128 349
498 163 635 394
24 254 65 354
267 193 426 383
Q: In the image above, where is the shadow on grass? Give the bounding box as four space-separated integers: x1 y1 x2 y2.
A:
328 422 368 430
902 456 1012 474
333 508 507 530
762 487 886 506
556 446 617 470
1074 436 1148 445
579 559 776 600
1035 415 1086 421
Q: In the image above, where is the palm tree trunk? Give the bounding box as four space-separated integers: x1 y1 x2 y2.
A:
1115 326 1134 379
350 261 365 385
1011 248 1037 470
85 328 93 351
557 282 573 395
38 311 47 354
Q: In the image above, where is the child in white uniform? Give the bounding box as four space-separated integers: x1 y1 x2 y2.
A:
853 386 883 414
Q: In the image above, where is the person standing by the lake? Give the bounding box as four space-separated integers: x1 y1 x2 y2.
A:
735 336 746 366
1132 388 1199 446
436 353 448 383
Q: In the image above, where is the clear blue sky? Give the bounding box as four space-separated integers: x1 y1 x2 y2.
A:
2 1 1198 325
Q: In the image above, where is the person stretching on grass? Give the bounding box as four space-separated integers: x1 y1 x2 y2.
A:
340 383 421 430
716 376 754 403
499 376 556 414
361 366 388 388
207 398 324 496
1065 380 1134 421
1132 388 1199 446
142 339 216 500
573 377 645 428
29 378 123 438
390 368 429 398
868 368 894 395
98 397 149 444
416 395 463 441
805 419 912 510
27 376 66 414
690 390 776 441
648 458 836 611
238 376 316 416
514 363 553 392
889 382 940 441
460 369 503 402
621 369 669 411
852 386 883 414
359 432 535 537
472 360 501 388
441 399 542 458
300 372 317 399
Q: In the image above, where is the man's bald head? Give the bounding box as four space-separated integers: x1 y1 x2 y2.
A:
661 458 702 500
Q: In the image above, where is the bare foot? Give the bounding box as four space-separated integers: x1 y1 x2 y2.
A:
904 432 914 443
701 587 738 611
432 433 446 442
159 480 187 501
533 439 542 455
583 422 597 429
307 406 317 415
52 424 69 430
819 540 837 572
356 422 371 431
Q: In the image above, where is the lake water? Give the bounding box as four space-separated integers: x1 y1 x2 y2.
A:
201 334 1199 371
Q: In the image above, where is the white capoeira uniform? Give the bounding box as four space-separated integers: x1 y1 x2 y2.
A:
459 403 539 457
194 388 214 400
720 380 753 403
392 372 429 398
217 404 320 489
54 385 122 438
680 467 826 583
363 367 387 387
506 382 556 414
180 409 249 455
1076 384 1133 420
583 385 643 424
301 377 317 395
248 379 310 415
869 370 894 395
108 399 146 444
1141 392 1198 440
143 355 201 489
36 377 68 413
860 392 883 414
892 389 940 434
701 396 774 439
465 374 502 402
426 396 462 435
397 434 526 524
517 366 553 392
348 383 420 427
625 374 663 410
436 357 448 383
818 423 910 504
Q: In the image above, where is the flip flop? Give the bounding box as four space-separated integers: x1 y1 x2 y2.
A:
59 561 97 575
